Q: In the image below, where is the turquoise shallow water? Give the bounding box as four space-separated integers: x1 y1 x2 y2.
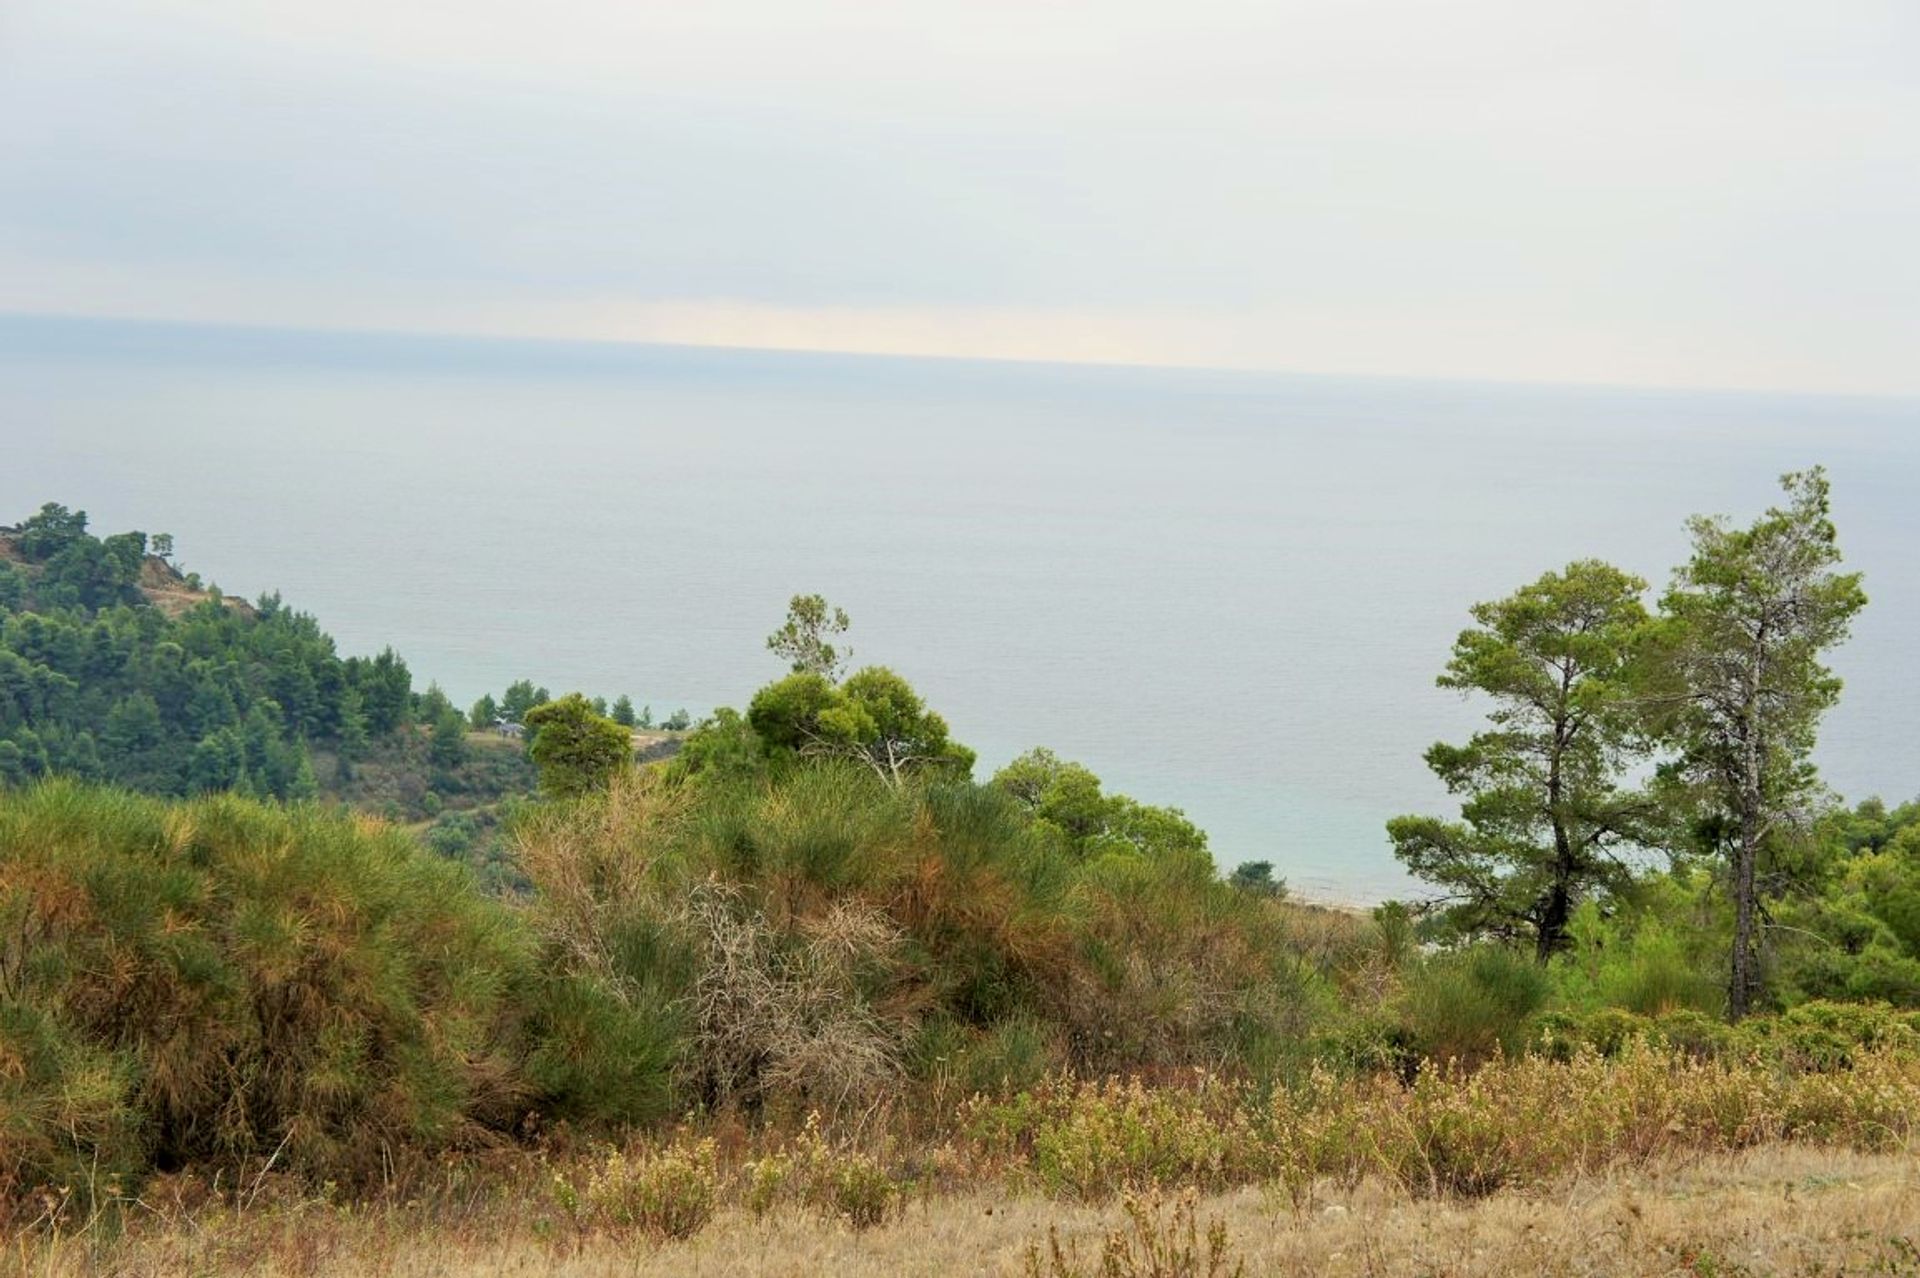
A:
5 315 1918 902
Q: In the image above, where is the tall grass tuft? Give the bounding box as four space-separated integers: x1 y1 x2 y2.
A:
1394 945 1550 1066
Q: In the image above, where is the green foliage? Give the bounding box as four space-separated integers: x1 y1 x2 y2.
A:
1649 467 1868 1017
819 1155 902 1229
704 598 975 789
1389 560 1655 960
667 706 769 785
747 666 975 784
921 1013 1061 1095
7 504 1920 1218
972 1075 1260 1200
314 720 538 829
422 806 529 894
982 1042 1920 1212
0 781 538 1194
0 510 416 800
1227 861 1285 898
1545 891 1726 1022
1534 1000 1920 1072
1772 807 1920 1006
498 679 549 725
766 592 852 679
515 753 1319 1095
1394 946 1551 1066
10 504 146 610
735 1120 907 1228
346 646 412 736
1733 999 1920 1070
0 562 26 613
1596 924 1721 1016
420 683 470 768
524 694 632 798
522 977 681 1126
744 671 839 759
993 747 1208 863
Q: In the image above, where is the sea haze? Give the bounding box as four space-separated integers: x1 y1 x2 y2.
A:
5 314 1918 902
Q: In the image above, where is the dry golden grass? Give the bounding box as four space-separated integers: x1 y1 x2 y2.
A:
9 1145 1916 1278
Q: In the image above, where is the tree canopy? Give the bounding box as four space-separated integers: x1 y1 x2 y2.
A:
765 593 852 680
1388 560 1657 959
1648 467 1867 1017
747 666 974 784
525 693 633 798
992 746 1208 865
0 505 411 797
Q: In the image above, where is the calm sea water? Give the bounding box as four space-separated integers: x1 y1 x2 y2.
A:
4 315 1918 902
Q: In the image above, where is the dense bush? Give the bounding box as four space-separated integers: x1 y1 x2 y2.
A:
7 770 1920 1213
511 761 1337 1107
1387 945 1550 1067
0 782 541 1196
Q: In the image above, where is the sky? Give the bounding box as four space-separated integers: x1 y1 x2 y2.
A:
1 0 1916 394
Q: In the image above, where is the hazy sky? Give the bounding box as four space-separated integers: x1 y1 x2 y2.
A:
3 1 1916 393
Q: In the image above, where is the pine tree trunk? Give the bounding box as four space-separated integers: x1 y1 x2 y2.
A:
1728 750 1763 1020
1536 881 1571 964
1729 825 1758 1019
1538 808 1574 962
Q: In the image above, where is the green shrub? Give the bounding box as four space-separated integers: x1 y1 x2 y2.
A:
1650 1008 1734 1059
951 1016 1062 1096
1536 1007 1644 1058
513 757 1334 1108
1595 925 1722 1017
0 781 537 1193
520 971 682 1126
977 1046 1920 1206
1733 1000 1920 1070
743 1151 794 1217
1396 946 1550 1066
0 1002 138 1199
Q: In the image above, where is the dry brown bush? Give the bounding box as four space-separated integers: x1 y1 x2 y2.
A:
680 882 909 1113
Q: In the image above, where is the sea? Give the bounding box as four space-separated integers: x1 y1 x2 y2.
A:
4 314 1917 903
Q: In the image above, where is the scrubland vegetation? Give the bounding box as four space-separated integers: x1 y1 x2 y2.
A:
7 766 1920 1273
4 472 1919 1274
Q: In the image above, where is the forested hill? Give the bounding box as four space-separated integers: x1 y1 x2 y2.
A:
0 502 415 795
0 501 673 882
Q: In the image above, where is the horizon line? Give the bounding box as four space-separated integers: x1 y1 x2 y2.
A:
4 308 1917 407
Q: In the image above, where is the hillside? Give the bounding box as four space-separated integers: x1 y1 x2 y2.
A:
0 503 667 885
0 526 249 618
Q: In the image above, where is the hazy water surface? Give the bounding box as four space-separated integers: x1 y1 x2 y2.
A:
5 316 1918 901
